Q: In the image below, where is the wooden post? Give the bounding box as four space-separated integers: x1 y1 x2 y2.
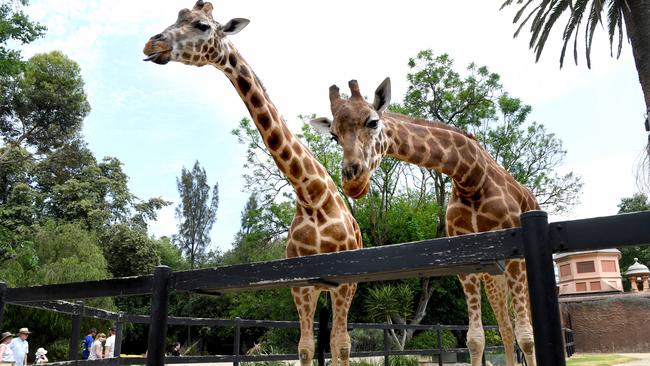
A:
146 266 172 366
521 211 565 366
233 317 241 366
68 301 83 360
114 311 124 358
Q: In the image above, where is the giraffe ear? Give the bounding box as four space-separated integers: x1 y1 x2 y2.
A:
372 77 391 113
309 117 332 135
221 18 250 35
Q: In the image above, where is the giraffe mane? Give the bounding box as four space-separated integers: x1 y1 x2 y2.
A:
384 112 477 140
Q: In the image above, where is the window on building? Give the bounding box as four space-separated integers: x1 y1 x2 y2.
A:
576 282 587 291
601 260 617 272
590 281 602 291
576 261 595 273
560 264 571 277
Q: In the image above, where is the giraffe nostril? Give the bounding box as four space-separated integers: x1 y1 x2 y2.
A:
152 33 164 41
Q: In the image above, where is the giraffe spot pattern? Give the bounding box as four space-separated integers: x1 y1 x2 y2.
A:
236 76 251 95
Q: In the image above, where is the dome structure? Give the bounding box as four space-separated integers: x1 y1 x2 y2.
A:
625 258 650 277
625 258 650 292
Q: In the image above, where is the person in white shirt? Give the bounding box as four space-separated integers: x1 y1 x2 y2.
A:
10 328 30 366
0 332 15 363
34 347 48 364
103 327 116 358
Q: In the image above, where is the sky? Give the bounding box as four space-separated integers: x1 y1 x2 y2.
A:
19 0 647 253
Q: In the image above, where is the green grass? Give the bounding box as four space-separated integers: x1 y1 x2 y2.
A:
566 354 640 366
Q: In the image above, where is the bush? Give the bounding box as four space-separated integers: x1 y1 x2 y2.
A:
389 355 419 366
350 359 380 366
484 329 502 346
350 329 384 351
46 338 70 362
260 328 299 355
405 330 457 349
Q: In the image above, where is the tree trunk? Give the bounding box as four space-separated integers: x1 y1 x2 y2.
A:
623 0 650 115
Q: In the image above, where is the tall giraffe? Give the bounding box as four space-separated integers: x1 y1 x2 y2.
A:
143 2 362 365
311 78 539 366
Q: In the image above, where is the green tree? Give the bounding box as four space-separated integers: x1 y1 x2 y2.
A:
365 283 414 350
1 51 91 162
0 0 45 77
617 193 650 274
174 160 219 269
101 224 160 277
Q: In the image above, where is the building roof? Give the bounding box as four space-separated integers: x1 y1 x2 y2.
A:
554 249 621 260
625 258 650 276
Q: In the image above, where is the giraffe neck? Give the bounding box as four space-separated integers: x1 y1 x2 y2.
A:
382 112 491 195
214 48 333 207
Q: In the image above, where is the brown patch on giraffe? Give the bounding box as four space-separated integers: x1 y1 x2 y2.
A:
286 244 298 258
292 223 316 244
306 180 326 202
267 129 282 151
257 112 271 130
322 222 347 242
398 143 410 156
452 133 467 148
239 65 251 78
280 147 291 161
292 142 303 156
208 46 214 53
387 145 395 155
298 246 317 256
425 147 444 168
201 44 208 52
476 215 500 231
316 210 327 225
219 56 227 66
481 199 508 214
192 54 200 62
182 52 191 60
304 207 313 216
507 261 521 278
303 159 316 175
321 195 338 217
438 132 453 149
446 147 459 169
250 93 263 109
296 187 307 203
281 126 292 140
224 67 232 74
463 283 476 294
301 288 310 295
228 53 237 68
289 158 303 179
236 75 251 95
469 297 479 304
336 299 344 307
320 240 339 253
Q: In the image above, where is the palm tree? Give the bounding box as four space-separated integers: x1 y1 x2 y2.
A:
501 0 650 183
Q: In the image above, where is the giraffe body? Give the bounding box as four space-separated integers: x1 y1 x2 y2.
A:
143 3 361 365
311 79 539 366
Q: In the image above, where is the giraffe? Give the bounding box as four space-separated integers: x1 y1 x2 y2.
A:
310 78 539 366
142 2 362 365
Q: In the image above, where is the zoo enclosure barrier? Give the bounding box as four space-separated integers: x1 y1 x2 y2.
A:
0 210 647 366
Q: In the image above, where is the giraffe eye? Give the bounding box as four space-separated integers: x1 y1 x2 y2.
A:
194 21 211 32
330 134 339 144
366 119 379 129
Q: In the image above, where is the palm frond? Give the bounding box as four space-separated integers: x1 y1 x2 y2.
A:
534 0 571 61
585 0 605 68
607 0 626 58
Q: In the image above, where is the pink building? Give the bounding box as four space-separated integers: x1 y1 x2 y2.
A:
555 249 623 296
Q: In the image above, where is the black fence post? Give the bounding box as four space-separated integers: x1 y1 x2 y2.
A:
521 211 565 366
114 311 124 359
436 327 443 366
69 301 83 361
233 317 241 366
0 282 6 329
383 329 390 366
317 304 329 366
146 265 172 366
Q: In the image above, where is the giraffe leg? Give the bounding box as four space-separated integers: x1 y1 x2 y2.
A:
330 283 356 366
505 259 536 366
458 273 484 366
292 286 321 366
482 274 516 366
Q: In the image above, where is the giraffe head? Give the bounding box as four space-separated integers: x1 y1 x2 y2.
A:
310 78 391 199
143 1 249 67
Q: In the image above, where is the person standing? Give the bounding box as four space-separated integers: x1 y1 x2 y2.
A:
0 332 15 363
87 333 105 361
10 328 30 366
81 328 96 360
103 327 116 359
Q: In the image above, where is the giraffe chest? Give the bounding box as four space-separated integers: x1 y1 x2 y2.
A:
445 186 524 235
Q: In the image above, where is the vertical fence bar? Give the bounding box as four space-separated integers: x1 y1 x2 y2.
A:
521 211 565 366
436 327 443 366
146 265 172 366
317 305 329 366
114 311 124 359
0 282 6 329
233 317 241 366
68 301 83 360
383 329 390 366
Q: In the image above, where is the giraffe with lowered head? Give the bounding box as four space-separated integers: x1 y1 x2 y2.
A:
310 78 539 366
143 2 362 365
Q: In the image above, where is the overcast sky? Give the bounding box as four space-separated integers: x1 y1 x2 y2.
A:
21 0 646 252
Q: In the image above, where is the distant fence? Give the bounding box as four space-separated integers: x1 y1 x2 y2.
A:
1 210 648 366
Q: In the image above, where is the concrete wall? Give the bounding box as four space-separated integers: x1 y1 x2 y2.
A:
560 293 650 353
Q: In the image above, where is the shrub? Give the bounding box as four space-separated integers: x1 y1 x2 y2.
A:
405 330 457 349
389 355 419 366
350 329 384 351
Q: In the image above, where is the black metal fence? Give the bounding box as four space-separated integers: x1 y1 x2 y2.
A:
0 210 648 366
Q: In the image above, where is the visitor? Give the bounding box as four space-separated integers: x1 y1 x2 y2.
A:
81 328 96 360
34 347 48 364
87 333 106 360
103 327 116 358
170 342 181 356
0 332 14 363
10 328 30 366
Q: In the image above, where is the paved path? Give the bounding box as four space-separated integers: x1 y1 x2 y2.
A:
614 353 650 366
